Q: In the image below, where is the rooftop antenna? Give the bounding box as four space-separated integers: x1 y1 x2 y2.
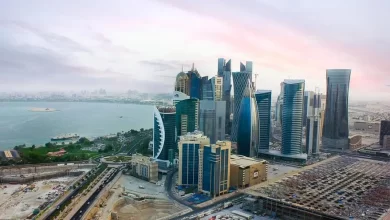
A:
181 65 184 72
254 73 259 90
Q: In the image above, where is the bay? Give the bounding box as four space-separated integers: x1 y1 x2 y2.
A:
0 102 153 150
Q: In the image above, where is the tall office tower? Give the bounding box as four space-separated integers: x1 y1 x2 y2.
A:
199 100 226 144
199 141 231 197
153 106 176 162
237 80 259 157
178 131 210 186
275 82 285 125
281 80 305 155
201 76 211 100
255 90 272 153
173 91 190 105
303 91 315 127
187 63 202 99
217 58 232 137
176 99 199 137
211 76 223 101
175 71 190 96
231 71 252 142
322 69 351 151
380 120 390 145
306 93 321 156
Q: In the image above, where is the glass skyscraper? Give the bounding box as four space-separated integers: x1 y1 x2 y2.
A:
199 141 231 198
217 58 232 136
153 106 176 161
255 90 272 152
199 100 226 144
231 71 252 142
322 69 351 151
176 98 199 137
380 120 390 145
188 65 202 100
281 80 305 155
237 81 258 157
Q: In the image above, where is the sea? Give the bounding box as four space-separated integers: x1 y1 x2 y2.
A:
0 102 153 150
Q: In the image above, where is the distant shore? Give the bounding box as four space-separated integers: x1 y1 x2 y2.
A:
29 108 57 112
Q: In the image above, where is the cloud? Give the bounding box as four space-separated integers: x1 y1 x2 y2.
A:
94 32 138 54
139 60 191 72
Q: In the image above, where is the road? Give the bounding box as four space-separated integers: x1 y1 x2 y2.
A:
165 169 196 208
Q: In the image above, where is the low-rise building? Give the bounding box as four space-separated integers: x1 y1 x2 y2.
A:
354 121 380 133
130 154 158 183
349 135 363 150
47 148 66 157
230 155 268 189
383 135 390 149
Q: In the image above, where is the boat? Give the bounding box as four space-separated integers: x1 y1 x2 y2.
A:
51 134 80 141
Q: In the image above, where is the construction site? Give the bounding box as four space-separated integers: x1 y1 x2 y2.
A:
249 156 390 220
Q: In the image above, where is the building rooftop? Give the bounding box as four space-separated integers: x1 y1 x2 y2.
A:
284 79 305 84
255 90 272 94
230 154 266 168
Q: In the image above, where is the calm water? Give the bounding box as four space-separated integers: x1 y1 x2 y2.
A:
0 102 153 150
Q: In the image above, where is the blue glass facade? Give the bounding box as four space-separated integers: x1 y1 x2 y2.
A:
322 69 351 150
176 99 199 137
189 71 202 99
181 143 199 185
218 59 232 136
153 107 176 161
282 80 305 155
255 90 272 152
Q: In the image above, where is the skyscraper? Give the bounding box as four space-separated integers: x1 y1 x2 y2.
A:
275 82 285 125
201 76 212 100
153 106 176 161
255 90 272 153
306 93 321 156
237 80 258 157
201 76 223 101
199 100 226 144
199 141 231 198
187 64 202 99
240 61 253 75
282 80 305 155
380 120 390 145
173 91 190 106
178 131 210 186
217 58 232 137
175 71 190 96
176 98 199 137
303 91 315 127
322 69 351 151
231 71 252 142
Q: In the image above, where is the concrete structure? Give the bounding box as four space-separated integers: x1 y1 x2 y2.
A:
176 98 199 137
282 79 305 155
349 135 362 150
306 92 321 156
130 154 158 183
175 71 190 96
217 58 232 137
173 91 189 105
199 141 231 197
383 135 390 149
354 121 380 132
231 70 252 142
322 69 351 151
153 106 176 163
199 100 226 144
380 120 390 145
255 90 272 153
236 80 258 157
178 131 210 186
230 154 267 189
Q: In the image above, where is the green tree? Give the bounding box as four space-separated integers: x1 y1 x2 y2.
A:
45 142 54 148
31 145 36 150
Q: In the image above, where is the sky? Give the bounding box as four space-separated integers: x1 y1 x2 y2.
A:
0 0 389 101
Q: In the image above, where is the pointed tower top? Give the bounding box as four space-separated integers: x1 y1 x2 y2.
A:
191 63 195 71
181 65 184 72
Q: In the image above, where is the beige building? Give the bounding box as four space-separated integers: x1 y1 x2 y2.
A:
349 135 363 150
130 154 158 183
383 135 390 149
178 131 210 186
175 72 190 96
354 121 380 133
230 155 268 189
211 76 223 101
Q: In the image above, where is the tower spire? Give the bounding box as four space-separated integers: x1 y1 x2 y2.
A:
191 63 195 71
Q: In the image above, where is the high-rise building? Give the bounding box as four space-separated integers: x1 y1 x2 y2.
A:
188 64 202 100
175 71 190 96
153 106 176 162
173 91 190 106
303 91 315 127
306 93 321 156
237 80 258 157
178 131 210 186
211 76 223 101
380 120 390 145
275 82 285 125
255 90 272 153
282 80 305 155
176 99 199 137
199 141 231 197
322 69 351 151
199 100 226 144
231 71 252 142
218 58 232 137
201 76 212 100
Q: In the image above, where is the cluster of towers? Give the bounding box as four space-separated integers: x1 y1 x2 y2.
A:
153 58 352 165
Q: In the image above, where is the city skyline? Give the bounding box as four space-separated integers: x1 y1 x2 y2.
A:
0 0 389 101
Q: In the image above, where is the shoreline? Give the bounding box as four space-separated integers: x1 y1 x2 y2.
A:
29 108 57 112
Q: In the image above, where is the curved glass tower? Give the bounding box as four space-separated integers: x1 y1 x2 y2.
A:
153 107 165 159
231 71 252 142
153 107 176 160
237 81 258 157
322 69 351 150
282 80 305 155
255 90 272 152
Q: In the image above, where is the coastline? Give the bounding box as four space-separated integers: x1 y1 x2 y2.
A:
29 108 57 112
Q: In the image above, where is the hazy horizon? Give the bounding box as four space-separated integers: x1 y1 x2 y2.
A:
1 0 389 101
